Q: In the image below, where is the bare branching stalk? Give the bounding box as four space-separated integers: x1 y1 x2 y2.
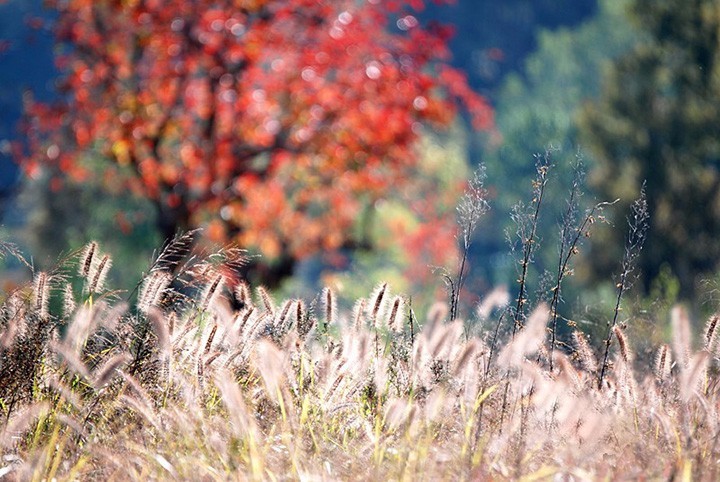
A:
451 165 489 321
510 155 551 338
547 162 617 370
598 185 649 389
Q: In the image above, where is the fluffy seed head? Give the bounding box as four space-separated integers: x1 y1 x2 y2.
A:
199 273 224 312
235 280 251 309
613 325 632 365
63 283 76 318
257 286 275 315
322 287 336 327
572 330 597 373
387 296 404 333
86 254 112 295
33 272 50 320
138 271 172 314
369 282 388 327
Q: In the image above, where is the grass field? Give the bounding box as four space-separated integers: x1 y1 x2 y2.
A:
0 234 718 481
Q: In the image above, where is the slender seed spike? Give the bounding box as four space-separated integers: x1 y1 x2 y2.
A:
200 273 224 312
87 254 112 295
257 286 275 315
275 299 293 334
139 271 171 314
369 282 388 327
295 299 305 328
235 280 252 309
426 302 449 328
453 339 479 376
654 344 671 381
167 312 176 335
704 314 719 351
387 296 404 333
352 298 366 331
79 241 98 278
148 308 170 355
94 353 131 388
204 323 218 354
322 287 336 328
238 307 255 335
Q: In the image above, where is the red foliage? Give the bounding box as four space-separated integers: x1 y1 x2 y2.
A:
20 0 492 274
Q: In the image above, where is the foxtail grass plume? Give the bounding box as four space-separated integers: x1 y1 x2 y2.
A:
572 330 597 373
274 299 294 336
387 296 404 333
234 280 252 309
654 344 671 381
79 241 98 278
613 325 632 365
93 353 131 388
32 272 50 320
199 273 224 313
63 283 76 318
704 313 719 352
86 254 112 295
498 303 549 367
476 286 510 320
368 282 388 328
322 287 336 329
681 351 709 401
294 299 306 331
426 301 448 329
138 271 172 314
671 305 691 369
256 286 275 315
351 298 366 331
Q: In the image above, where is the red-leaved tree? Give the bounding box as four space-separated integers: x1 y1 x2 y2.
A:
20 0 492 284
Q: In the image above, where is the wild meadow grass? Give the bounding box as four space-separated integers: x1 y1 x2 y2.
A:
0 231 719 481
0 161 717 480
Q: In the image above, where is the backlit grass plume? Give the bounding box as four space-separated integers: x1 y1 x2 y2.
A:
0 229 719 479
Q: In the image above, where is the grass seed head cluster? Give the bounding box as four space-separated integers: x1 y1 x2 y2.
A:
0 236 719 480
0 165 718 480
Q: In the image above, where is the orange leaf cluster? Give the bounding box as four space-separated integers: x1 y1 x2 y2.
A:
20 0 492 264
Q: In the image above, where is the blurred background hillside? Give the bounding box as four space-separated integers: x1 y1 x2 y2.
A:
2 0 719 331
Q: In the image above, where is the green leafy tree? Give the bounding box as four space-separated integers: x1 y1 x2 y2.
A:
579 0 720 296
475 0 637 287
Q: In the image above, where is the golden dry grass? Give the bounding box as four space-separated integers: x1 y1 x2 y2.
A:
0 242 718 481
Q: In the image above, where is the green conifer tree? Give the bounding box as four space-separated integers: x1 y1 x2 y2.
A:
580 0 720 295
